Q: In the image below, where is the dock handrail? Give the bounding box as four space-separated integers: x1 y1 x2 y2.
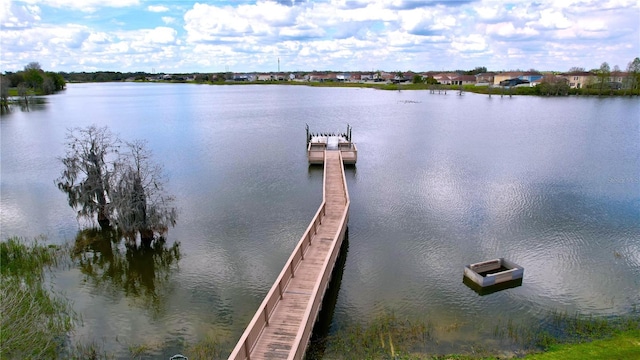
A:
289 151 350 359
228 161 332 360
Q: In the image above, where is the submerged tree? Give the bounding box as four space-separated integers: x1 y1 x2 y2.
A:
0 75 9 113
57 126 177 244
110 140 177 245
57 125 119 228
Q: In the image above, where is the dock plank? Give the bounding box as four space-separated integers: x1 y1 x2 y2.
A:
240 150 348 360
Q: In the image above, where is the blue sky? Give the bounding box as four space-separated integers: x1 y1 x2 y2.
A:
1 0 639 73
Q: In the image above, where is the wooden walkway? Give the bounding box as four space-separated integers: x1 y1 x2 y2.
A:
229 150 350 360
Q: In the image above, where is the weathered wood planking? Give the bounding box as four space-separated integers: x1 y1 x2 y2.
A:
229 150 350 360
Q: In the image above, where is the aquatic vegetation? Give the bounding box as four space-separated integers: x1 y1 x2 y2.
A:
0 237 76 359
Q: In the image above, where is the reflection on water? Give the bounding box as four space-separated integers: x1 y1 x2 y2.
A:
462 276 523 296
0 97 47 115
307 233 350 360
71 228 181 316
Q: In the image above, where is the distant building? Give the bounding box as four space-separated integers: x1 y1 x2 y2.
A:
432 73 476 85
257 74 273 81
559 71 595 89
475 72 495 85
336 73 351 82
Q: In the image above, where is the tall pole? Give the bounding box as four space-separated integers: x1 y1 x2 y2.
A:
278 57 280 73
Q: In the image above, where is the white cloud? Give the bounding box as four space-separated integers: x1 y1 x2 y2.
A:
1 2 41 28
451 34 488 53
144 27 177 44
184 4 253 43
87 32 111 44
580 19 607 32
1 0 638 72
147 5 169 13
21 0 140 12
161 16 175 25
532 8 573 30
486 22 539 39
474 5 507 23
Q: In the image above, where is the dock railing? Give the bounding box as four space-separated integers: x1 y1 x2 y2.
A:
289 151 350 359
307 142 326 164
338 142 357 164
228 158 336 360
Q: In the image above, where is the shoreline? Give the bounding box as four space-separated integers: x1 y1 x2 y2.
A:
84 79 640 97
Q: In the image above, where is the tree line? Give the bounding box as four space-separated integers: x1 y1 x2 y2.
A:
1 62 65 95
1 62 66 112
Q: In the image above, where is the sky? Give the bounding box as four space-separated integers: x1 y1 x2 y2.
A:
1 0 639 74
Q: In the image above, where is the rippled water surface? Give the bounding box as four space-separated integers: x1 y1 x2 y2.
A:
1 83 639 357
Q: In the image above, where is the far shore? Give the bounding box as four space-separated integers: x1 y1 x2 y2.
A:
122 79 640 97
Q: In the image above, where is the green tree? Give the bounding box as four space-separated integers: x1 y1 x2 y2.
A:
597 62 611 95
412 74 423 84
23 63 44 90
47 71 66 91
625 57 640 94
42 76 55 94
425 76 438 85
537 74 569 96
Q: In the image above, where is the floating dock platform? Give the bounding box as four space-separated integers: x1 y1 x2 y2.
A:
306 124 357 165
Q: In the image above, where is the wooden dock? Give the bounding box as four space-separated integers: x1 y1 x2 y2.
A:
228 150 350 360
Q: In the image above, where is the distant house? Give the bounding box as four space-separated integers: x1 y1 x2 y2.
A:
308 73 337 82
493 72 521 86
475 72 495 85
257 74 273 81
559 71 595 89
499 78 530 87
359 73 374 81
450 74 476 85
519 71 543 84
233 74 252 81
431 73 474 85
433 73 453 84
608 71 632 89
379 72 394 82
336 73 351 82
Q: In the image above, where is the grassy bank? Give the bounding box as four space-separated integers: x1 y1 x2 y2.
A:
0 237 75 359
312 309 640 360
523 329 640 359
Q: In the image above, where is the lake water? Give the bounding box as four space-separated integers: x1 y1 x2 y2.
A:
1 83 639 358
